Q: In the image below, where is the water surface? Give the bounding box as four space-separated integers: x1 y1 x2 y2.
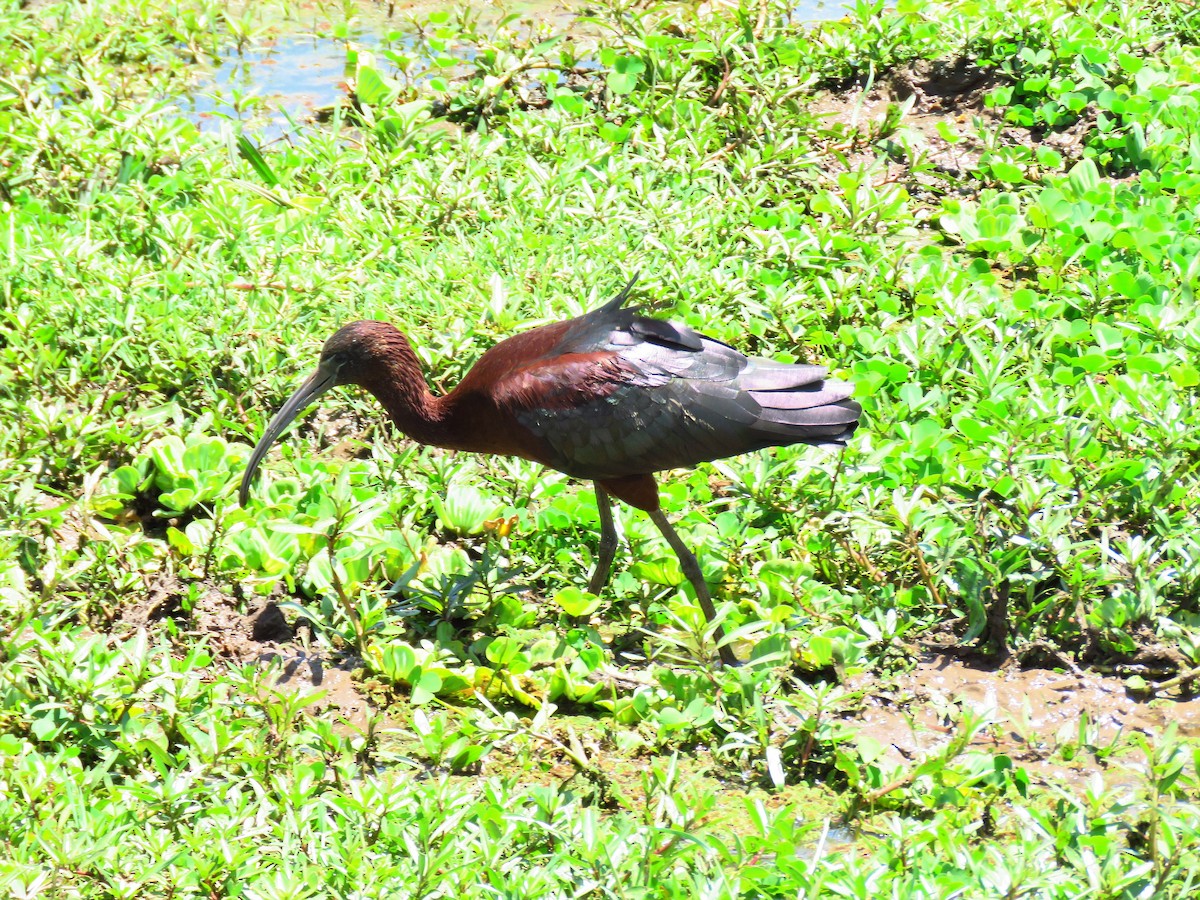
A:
179 0 851 137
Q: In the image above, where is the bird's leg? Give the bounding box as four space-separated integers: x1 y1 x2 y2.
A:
646 509 739 667
587 484 619 595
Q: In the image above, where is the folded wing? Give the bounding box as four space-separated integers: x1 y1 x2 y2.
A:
498 288 860 480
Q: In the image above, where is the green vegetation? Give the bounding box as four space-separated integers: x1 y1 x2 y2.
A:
4 0 1200 894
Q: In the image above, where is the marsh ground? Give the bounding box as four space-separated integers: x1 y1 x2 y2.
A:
5 0 1200 895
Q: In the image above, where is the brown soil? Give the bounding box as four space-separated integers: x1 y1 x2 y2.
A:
847 653 1200 791
809 57 1092 210
119 577 373 731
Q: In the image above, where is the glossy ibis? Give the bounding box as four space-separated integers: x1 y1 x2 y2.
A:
240 276 860 666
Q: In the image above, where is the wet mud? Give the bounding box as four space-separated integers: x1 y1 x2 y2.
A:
120 577 374 731
848 652 1200 789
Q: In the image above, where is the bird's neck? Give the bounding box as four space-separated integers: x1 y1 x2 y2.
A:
359 337 451 446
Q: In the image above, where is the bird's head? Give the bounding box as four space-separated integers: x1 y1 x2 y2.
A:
316 320 407 386
239 320 403 506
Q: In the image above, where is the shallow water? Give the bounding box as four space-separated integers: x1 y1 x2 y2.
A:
180 35 366 135
176 0 850 138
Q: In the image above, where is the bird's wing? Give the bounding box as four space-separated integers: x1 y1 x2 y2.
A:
496 307 859 480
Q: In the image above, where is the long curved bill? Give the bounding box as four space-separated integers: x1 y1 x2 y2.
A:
239 365 338 506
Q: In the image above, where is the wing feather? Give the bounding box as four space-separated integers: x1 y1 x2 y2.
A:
494 284 860 479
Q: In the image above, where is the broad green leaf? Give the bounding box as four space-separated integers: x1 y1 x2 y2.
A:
1066 158 1100 198
486 636 522 667
411 670 442 705
1091 323 1124 353
554 587 601 617
1170 364 1200 388
356 64 401 108
598 122 631 143
553 90 586 115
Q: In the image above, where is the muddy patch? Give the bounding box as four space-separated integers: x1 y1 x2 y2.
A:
192 584 374 730
846 653 1200 791
809 57 1093 214
119 577 374 730
269 650 374 731
112 578 1200 794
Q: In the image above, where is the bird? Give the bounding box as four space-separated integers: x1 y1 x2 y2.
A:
240 275 861 666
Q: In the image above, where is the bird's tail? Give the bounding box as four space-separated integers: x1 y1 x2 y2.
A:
743 361 861 446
